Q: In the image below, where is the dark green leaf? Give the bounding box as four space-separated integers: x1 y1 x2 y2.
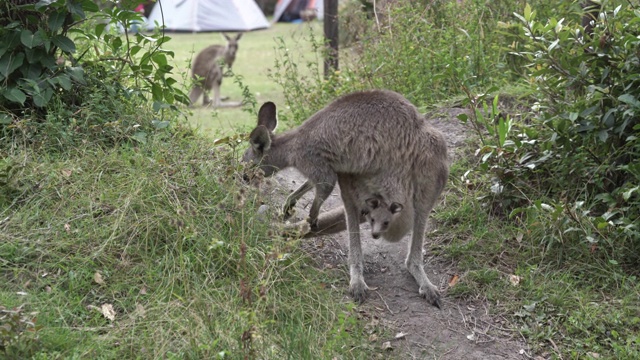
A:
0 53 25 77
95 23 107 38
68 66 85 83
2 88 27 105
151 83 163 101
0 113 11 125
48 11 67 32
52 35 76 53
20 30 45 49
55 74 72 90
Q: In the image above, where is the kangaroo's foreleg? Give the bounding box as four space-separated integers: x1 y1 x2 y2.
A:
283 180 314 219
308 173 337 229
405 199 441 308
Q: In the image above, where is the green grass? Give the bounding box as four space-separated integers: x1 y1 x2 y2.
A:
432 149 640 359
160 22 322 138
0 133 379 359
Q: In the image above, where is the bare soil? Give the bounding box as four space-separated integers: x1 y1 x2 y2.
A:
258 108 528 359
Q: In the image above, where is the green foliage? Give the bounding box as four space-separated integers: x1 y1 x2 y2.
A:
0 137 373 358
0 305 41 358
0 0 189 150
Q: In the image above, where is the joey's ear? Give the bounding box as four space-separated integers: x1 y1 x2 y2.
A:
389 202 403 214
223 33 230 41
361 208 370 216
235 32 243 41
249 125 272 154
257 102 278 131
365 198 380 209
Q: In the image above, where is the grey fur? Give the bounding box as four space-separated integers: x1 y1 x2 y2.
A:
189 33 242 107
242 90 450 307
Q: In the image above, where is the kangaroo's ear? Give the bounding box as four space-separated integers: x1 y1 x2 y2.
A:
222 33 230 41
389 202 403 214
249 125 272 154
257 102 278 131
365 198 380 209
235 32 243 41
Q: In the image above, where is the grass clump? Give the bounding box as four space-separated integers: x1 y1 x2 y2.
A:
0 132 375 359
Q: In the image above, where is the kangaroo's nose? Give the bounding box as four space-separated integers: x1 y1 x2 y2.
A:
372 233 380 239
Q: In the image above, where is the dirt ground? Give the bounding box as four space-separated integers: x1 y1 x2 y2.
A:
258 107 529 359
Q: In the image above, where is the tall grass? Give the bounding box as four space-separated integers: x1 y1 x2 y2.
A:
0 132 374 358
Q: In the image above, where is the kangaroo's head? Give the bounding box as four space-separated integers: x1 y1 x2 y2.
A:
361 197 404 239
222 33 243 67
243 101 279 179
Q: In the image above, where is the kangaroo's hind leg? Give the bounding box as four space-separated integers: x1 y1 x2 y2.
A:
405 197 441 308
189 86 203 106
339 177 368 303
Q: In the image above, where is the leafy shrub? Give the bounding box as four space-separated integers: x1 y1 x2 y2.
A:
464 2 639 267
0 0 188 151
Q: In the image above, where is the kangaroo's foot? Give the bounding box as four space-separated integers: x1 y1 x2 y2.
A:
406 259 442 309
349 266 368 304
419 284 442 309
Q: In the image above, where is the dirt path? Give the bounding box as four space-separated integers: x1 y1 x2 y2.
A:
261 108 528 359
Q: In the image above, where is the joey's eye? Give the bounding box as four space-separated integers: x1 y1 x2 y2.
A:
371 219 375 223
383 221 389 227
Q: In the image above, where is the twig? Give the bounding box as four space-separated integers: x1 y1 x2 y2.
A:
375 290 396 315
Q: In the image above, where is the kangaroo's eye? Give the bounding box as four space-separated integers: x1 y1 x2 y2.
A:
371 219 375 223
383 221 389 227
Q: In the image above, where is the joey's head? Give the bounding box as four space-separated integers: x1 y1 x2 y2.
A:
361 197 403 239
223 33 243 67
242 101 280 180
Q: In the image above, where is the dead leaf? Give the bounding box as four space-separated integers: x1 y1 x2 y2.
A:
45 286 52 293
64 223 71 232
61 169 72 178
381 341 393 350
134 303 146 318
101 303 116 321
93 272 105 285
516 233 523 243
139 286 147 295
448 274 460 287
394 332 407 339
466 332 477 341
587 352 600 359
509 275 521 286
16 291 28 296
368 333 378 342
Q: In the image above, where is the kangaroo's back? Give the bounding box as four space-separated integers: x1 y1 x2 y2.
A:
294 90 447 179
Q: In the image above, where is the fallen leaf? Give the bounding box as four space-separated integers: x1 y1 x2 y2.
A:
139 286 147 295
64 223 71 232
587 352 600 359
61 169 72 178
368 333 378 342
45 286 52 293
448 274 460 287
101 303 116 321
516 233 523 243
368 286 379 291
381 341 393 350
134 303 146 318
93 272 105 285
466 332 476 341
394 332 407 339
509 275 521 286
16 291 28 296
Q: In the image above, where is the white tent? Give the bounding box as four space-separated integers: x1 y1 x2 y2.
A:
272 0 324 23
146 0 270 32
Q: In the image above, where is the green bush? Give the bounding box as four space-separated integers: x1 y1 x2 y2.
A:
463 2 639 266
0 0 188 151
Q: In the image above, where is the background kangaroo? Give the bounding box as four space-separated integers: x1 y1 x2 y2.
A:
242 90 450 307
189 33 242 107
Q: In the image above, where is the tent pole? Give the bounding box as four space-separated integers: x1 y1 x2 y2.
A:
323 0 338 78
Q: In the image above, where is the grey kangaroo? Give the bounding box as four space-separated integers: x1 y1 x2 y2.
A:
242 90 449 307
189 33 242 107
